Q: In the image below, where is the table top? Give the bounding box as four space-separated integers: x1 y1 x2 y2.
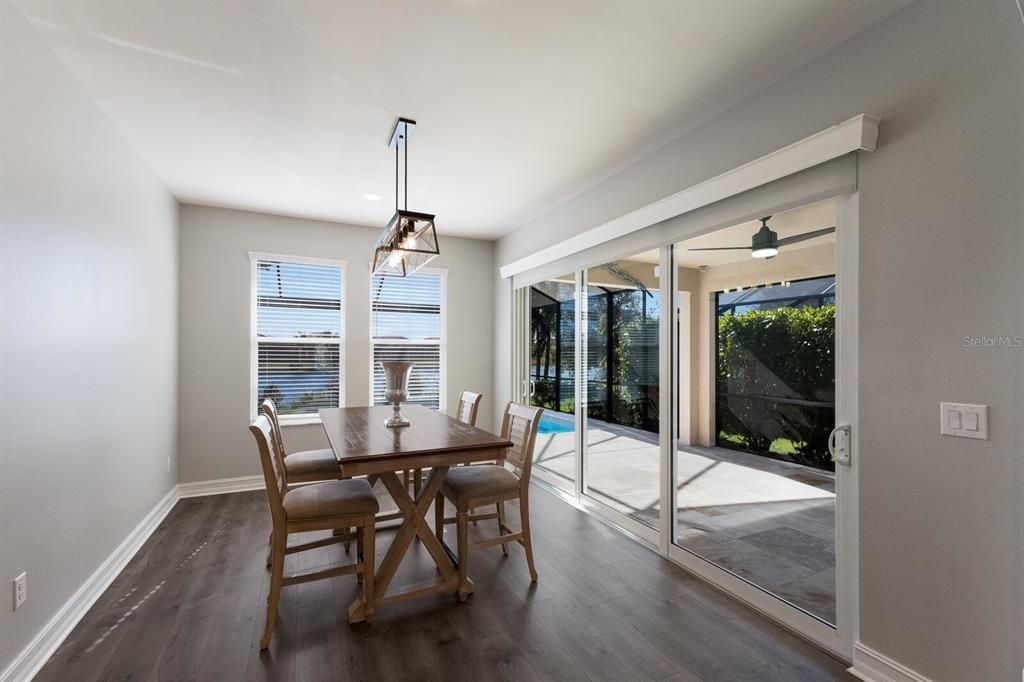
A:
319 405 512 470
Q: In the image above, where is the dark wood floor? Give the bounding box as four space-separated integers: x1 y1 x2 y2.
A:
36 485 852 681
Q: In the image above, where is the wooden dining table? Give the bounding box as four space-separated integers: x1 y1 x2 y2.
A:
319 405 512 623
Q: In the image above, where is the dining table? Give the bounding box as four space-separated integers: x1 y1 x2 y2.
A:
319 404 512 623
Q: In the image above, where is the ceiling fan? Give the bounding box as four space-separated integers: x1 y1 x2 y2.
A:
688 216 835 259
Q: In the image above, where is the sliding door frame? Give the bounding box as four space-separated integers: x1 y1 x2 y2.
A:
658 246 676 555
666 190 857 660
512 191 859 663
577 267 661 546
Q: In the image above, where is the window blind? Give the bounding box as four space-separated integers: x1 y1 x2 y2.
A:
371 270 445 410
253 258 344 419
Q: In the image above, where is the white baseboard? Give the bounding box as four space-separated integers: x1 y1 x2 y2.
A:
0 486 179 682
849 642 933 682
177 474 264 498
1 474 267 682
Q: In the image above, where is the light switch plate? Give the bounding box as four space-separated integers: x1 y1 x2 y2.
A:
940 402 988 440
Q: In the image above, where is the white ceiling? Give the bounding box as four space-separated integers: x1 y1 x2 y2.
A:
17 1 903 239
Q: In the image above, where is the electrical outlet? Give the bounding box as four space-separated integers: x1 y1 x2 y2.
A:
13 573 26 610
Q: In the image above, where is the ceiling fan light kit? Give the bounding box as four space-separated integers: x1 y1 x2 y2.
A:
371 117 441 277
750 220 778 258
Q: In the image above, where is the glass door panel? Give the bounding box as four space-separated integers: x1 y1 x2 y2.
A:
582 255 661 530
673 198 839 625
528 274 577 494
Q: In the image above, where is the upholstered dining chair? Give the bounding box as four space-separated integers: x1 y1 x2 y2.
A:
249 414 379 648
261 398 340 484
435 401 542 600
409 390 485 495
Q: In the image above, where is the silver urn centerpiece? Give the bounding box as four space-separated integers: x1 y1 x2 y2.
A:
381 360 415 428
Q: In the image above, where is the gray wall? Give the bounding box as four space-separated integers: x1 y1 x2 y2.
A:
494 1 1023 679
178 204 496 483
0 2 179 672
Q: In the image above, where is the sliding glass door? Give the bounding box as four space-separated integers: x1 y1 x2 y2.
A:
527 274 577 495
670 199 840 627
510 193 856 659
582 256 661 533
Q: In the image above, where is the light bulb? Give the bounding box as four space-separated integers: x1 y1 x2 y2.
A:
387 251 403 268
751 247 778 258
401 235 418 250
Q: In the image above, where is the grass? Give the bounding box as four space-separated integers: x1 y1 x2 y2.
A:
719 432 799 456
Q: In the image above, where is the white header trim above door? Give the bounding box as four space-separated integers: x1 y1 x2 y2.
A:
499 114 879 280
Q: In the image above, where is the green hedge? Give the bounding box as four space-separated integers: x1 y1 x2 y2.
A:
717 304 835 469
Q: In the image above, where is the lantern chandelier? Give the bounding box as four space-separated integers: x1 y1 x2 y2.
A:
371 117 440 277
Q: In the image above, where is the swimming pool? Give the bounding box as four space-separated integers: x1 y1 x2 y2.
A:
537 412 574 434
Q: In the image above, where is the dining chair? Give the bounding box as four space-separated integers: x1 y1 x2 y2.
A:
261 398 340 484
249 414 379 648
455 390 484 426
409 390 484 495
435 401 542 600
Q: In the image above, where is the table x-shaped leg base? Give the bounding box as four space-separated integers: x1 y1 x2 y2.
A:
348 466 472 623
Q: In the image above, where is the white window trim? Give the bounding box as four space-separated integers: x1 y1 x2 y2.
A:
368 266 448 412
249 251 348 425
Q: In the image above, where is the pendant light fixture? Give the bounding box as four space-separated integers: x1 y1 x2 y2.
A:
371 117 440 277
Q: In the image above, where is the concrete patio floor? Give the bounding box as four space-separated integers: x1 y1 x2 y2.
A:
531 418 836 623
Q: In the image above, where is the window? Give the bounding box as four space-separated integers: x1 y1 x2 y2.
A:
370 269 446 410
251 254 345 423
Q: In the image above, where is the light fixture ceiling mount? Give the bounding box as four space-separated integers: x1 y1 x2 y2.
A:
371 117 440 277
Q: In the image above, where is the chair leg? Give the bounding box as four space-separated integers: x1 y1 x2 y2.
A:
333 526 354 554
261 530 286 649
457 510 470 602
356 531 364 584
361 524 375 623
520 495 538 582
496 502 509 556
435 493 445 543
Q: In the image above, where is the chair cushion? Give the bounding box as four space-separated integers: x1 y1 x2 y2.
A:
441 465 520 507
282 479 379 520
283 448 338 479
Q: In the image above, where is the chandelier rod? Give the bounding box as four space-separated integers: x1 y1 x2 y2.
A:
404 122 408 211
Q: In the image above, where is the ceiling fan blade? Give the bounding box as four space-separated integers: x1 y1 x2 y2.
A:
687 246 750 251
775 226 836 247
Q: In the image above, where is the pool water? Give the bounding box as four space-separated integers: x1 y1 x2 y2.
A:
537 413 574 434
